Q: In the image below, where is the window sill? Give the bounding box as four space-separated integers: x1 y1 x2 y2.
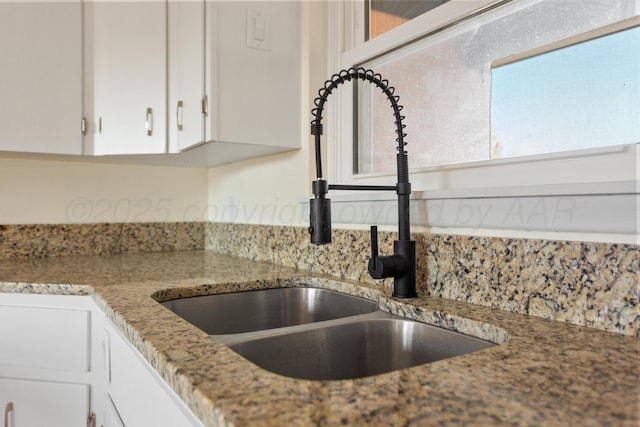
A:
318 180 638 244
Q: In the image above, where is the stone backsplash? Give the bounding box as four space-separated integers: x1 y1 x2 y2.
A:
205 222 639 337
0 222 205 259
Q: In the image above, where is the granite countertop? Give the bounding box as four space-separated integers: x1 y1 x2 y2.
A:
0 250 637 426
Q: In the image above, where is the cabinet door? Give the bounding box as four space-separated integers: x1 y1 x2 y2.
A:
206 1 300 150
104 322 203 426
169 1 206 152
0 378 89 427
0 2 82 155
102 394 125 427
85 1 167 155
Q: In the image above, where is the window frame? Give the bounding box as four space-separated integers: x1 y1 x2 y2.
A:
325 0 639 244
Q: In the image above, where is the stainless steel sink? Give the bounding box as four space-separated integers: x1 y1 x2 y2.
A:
229 313 496 380
160 286 498 380
161 287 378 335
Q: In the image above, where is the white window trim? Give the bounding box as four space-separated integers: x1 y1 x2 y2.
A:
325 0 639 244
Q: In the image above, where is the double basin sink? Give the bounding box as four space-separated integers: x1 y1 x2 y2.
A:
161 287 496 380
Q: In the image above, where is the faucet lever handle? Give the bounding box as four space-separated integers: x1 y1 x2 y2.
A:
368 226 386 280
370 226 379 259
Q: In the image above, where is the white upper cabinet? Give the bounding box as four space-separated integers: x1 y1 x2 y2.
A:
0 1 82 155
0 1 301 165
168 1 206 152
167 0 302 163
204 1 301 154
84 1 168 155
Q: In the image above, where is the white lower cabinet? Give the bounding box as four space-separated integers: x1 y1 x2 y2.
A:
0 378 89 427
0 295 96 426
0 294 203 427
102 320 204 427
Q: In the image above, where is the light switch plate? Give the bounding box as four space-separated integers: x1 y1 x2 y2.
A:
246 8 270 51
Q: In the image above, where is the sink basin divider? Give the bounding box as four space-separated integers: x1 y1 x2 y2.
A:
210 310 392 346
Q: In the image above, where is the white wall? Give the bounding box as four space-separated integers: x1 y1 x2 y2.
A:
207 1 327 227
0 157 208 224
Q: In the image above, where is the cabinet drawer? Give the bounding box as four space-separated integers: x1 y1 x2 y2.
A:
0 305 90 372
0 377 89 427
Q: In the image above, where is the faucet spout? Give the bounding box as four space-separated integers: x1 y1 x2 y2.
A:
308 68 416 298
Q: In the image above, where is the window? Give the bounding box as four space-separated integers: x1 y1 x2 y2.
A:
366 0 449 40
327 0 639 242
491 25 639 159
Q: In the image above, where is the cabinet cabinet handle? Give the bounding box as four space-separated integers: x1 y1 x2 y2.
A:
86 412 96 427
145 107 153 136
4 402 13 427
81 117 88 136
177 101 184 131
98 117 102 134
202 95 208 117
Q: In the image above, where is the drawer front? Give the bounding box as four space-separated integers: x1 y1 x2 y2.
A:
0 305 90 372
0 377 89 427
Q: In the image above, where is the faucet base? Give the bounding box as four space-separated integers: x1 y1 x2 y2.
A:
392 239 417 298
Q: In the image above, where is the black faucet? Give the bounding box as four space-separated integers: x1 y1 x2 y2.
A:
308 68 416 298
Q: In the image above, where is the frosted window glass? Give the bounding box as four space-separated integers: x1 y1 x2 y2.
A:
355 0 637 175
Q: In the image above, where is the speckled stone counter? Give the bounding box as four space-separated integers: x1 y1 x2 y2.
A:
0 251 638 426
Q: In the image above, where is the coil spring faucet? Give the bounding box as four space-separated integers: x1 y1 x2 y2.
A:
308 68 416 298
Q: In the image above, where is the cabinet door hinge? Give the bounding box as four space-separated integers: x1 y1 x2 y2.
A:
87 412 96 427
